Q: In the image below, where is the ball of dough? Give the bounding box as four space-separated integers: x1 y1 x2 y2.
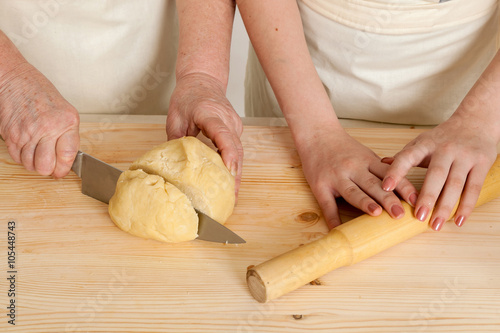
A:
109 169 199 243
130 136 235 224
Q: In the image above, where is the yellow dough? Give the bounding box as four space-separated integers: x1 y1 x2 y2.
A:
109 169 199 243
108 137 235 243
130 136 235 224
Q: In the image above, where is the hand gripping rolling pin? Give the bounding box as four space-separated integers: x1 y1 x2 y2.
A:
247 155 500 303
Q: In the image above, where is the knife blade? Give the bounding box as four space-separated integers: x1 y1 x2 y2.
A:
71 151 245 244
71 151 122 204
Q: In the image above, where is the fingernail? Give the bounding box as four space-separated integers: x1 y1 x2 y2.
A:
326 221 336 231
391 205 405 219
381 157 394 165
230 161 237 177
416 206 429 221
455 215 465 227
368 203 381 215
382 177 395 191
408 193 418 207
432 217 445 231
327 218 341 230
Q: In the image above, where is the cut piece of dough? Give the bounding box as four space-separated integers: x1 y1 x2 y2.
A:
109 169 199 243
130 136 235 224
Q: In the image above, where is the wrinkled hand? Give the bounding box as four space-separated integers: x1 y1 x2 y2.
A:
382 113 499 231
0 63 80 178
166 72 244 196
298 128 418 229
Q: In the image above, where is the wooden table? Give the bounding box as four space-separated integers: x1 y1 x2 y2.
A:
1 121 500 332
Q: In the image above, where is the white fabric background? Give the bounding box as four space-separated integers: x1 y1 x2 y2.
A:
245 0 499 125
0 0 178 115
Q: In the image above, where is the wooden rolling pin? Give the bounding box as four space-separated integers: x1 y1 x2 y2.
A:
247 155 500 303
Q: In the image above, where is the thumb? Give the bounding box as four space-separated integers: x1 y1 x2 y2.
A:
52 128 80 178
314 186 342 230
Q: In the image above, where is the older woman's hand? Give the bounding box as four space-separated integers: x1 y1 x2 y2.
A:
0 62 80 178
166 72 243 196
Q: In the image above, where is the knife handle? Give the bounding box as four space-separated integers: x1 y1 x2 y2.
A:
247 154 500 303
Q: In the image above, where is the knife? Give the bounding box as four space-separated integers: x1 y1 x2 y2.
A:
0 136 245 244
0 149 236 245
71 151 245 244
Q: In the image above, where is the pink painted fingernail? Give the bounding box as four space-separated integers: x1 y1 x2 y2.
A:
368 203 381 214
432 217 445 231
416 206 429 222
382 177 395 191
455 215 465 227
408 193 418 207
381 157 394 165
391 205 405 219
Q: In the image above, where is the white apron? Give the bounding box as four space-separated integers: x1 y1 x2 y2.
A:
245 0 499 125
0 0 178 115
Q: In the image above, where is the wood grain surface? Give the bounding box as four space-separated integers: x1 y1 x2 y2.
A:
1 123 500 332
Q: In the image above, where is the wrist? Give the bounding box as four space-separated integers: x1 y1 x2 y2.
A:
0 31 29 80
0 30 34 105
454 98 500 144
175 71 227 95
287 111 344 157
453 49 500 143
0 62 37 135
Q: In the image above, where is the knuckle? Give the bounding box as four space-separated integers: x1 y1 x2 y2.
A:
342 184 360 199
212 126 233 143
466 182 483 197
429 165 449 179
314 178 333 192
436 203 455 215
359 196 376 210
34 116 52 135
197 100 219 113
166 118 186 138
232 116 243 136
53 166 70 179
397 180 415 195
418 137 436 150
393 148 412 161
339 158 358 171
58 149 77 162
457 202 474 215
202 115 223 127
387 159 411 177
222 149 238 164
447 176 464 189
36 163 53 176
381 191 398 204
475 152 495 166
439 142 457 155
63 108 80 127
419 193 438 208
7 130 22 146
363 176 379 188
318 197 336 211
455 202 474 218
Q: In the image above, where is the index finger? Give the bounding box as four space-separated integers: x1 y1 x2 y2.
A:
382 148 427 192
197 116 243 197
